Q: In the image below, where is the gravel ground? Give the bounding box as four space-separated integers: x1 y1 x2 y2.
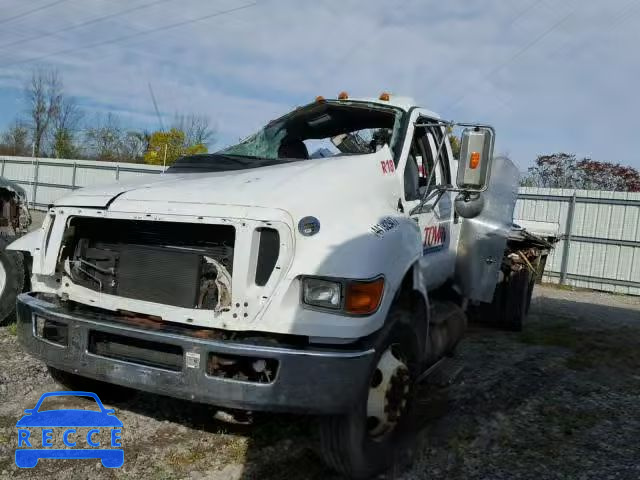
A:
1 285 639 480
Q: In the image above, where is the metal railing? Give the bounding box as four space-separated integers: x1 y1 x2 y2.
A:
0 155 163 209
516 188 640 295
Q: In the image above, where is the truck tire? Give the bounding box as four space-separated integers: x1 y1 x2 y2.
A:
502 269 531 332
525 254 545 314
318 309 421 479
0 236 25 325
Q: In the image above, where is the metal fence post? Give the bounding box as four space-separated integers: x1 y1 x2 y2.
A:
115 164 120 181
0 158 5 177
71 162 77 189
559 191 577 284
32 159 40 209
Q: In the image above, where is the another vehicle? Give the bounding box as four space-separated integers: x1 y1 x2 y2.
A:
10 93 552 478
15 391 123 468
0 178 31 323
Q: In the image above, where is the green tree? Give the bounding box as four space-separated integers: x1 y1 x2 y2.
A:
0 121 30 156
143 128 207 166
447 126 460 159
52 128 78 158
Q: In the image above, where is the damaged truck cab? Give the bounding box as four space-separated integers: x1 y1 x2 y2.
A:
10 94 550 479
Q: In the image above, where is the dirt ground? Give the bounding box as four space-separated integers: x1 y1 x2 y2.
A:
1 285 639 480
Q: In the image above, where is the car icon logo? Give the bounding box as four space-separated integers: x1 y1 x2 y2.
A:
15 391 123 468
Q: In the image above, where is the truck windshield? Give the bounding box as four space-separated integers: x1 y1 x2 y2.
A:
167 101 404 173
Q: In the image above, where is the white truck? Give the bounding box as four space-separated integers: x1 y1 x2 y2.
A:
10 93 553 478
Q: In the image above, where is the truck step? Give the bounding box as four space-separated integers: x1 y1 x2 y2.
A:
418 356 465 387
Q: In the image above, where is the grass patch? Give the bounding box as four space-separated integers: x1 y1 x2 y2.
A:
0 415 17 429
7 322 16 336
222 439 248 464
166 448 208 467
538 404 602 436
0 457 11 472
519 322 640 371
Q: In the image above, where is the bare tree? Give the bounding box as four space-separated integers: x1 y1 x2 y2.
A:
52 96 83 158
84 113 124 162
522 152 640 192
0 120 30 156
172 113 215 147
25 67 62 157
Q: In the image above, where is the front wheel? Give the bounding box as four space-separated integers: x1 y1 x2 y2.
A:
318 311 421 479
0 236 25 325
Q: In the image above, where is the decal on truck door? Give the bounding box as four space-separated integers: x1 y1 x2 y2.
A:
380 159 395 174
423 224 448 253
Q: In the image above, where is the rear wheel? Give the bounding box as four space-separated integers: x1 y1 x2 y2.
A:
318 309 421 479
0 236 24 325
468 267 533 332
502 268 531 332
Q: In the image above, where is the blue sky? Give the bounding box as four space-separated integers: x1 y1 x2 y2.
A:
0 0 639 171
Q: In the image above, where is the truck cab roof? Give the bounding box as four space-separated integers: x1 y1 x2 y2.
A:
339 95 441 118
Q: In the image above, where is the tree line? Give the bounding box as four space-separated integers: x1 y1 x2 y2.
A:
0 68 215 165
521 152 640 192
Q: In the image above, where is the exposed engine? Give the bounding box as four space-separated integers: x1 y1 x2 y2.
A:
60 217 235 311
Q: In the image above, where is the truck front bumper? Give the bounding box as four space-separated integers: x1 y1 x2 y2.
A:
16 293 376 414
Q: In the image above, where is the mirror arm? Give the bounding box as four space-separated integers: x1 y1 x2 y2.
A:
410 122 452 216
410 185 448 215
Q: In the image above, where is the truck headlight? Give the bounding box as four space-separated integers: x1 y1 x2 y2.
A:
301 276 385 315
302 278 342 309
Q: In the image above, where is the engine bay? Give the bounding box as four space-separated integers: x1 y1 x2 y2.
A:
59 217 235 311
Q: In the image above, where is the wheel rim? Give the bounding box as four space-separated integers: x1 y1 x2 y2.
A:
0 260 7 298
366 345 411 439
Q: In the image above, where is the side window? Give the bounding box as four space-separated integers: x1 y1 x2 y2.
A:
404 126 433 201
403 119 453 201
426 125 452 185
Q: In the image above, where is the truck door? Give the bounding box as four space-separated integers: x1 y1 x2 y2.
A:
400 112 456 290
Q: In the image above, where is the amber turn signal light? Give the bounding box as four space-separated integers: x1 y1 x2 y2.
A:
469 151 480 169
345 278 384 315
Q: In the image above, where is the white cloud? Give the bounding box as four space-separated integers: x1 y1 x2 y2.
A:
0 0 638 170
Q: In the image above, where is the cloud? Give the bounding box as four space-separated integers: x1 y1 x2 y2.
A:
0 0 638 170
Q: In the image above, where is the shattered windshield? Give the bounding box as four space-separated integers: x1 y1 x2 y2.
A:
167 101 404 173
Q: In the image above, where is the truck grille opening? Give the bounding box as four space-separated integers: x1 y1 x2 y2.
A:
207 353 279 383
88 330 183 371
255 227 280 286
61 218 234 310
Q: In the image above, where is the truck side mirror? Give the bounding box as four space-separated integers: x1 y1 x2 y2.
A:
456 127 495 191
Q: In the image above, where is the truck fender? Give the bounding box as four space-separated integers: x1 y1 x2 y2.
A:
411 262 429 317
389 260 430 344
6 229 42 254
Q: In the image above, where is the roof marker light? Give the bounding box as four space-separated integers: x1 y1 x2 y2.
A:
338 91 349 100
315 95 326 102
379 92 390 101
